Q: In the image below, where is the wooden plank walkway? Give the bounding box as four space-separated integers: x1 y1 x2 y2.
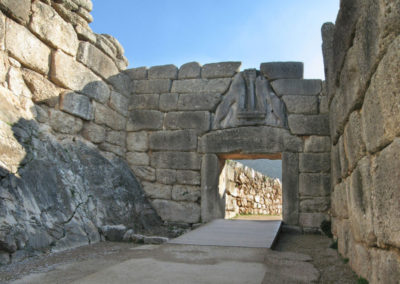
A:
169 219 282 248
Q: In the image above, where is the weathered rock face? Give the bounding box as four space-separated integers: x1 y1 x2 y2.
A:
0 119 163 261
220 160 282 219
323 0 400 282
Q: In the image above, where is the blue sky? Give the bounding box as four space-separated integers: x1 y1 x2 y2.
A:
90 1 339 79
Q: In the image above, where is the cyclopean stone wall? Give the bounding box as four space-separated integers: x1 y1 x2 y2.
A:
219 160 282 219
0 0 167 265
322 0 400 282
127 61 331 232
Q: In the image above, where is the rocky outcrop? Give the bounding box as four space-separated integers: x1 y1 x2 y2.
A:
322 0 400 282
220 160 282 219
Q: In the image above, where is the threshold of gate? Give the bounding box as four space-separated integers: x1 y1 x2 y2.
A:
168 219 282 248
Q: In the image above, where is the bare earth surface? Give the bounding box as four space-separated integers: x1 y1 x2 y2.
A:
0 231 357 283
273 232 358 283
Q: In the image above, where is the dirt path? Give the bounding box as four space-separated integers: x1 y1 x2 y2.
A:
0 231 358 283
273 232 358 283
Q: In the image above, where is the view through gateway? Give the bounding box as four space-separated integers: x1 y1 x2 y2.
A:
219 158 283 221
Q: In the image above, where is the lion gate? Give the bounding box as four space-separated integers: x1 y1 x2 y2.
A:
126 61 331 232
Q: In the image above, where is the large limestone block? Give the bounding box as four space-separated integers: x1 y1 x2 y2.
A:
149 130 197 151
72 0 93 12
282 152 299 226
126 131 148 152
30 2 79 56
129 94 159 110
299 173 330 197
347 157 375 246
156 169 176 185
126 110 163 131
338 135 349 178
348 242 371 281
373 138 400 248
172 185 201 202
164 111 210 133
176 170 200 185
331 142 341 186
49 109 82 134
271 79 321 96
200 126 300 154
151 151 201 170
178 62 201 79
0 0 30 24
148 64 178 79
94 102 125 130
361 36 400 153
151 199 200 223
299 197 330 213
177 93 221 111
126 152 149 166
304 136 330 153
299 153 330 173
299 213 329 228
260 62 303 80
133 79 171 94
99 142 124 157
51 50 110 103
288 114 329 136
370 248 400 284
331 181 348 219
22 69 61 106
343 111 365 171
109 91 128 116
60 91 93 120
105 130 126 147
0 121 26 173
159 93 178 111
282 95 318 114
125 67 147 80
6 19 51 75
201 62 241 79
142 182 171 200
171 78 231 93
7 66 32 98
81 122 105 144
77 42 119 79
131 166 155 182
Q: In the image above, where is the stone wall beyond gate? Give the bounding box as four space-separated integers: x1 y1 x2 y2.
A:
322 0 400 282
219 160 282 219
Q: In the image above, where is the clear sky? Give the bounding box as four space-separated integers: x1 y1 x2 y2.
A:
90 1 339 79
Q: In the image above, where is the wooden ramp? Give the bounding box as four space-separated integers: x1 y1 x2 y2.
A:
169 219 282 248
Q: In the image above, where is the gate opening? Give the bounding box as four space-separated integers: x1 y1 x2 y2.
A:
218 155 283 221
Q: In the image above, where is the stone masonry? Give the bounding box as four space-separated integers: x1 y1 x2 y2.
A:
220 160 282 219
322 0 400 282
126 62 331 231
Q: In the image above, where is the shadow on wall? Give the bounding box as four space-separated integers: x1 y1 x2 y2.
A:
0 70 167 265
